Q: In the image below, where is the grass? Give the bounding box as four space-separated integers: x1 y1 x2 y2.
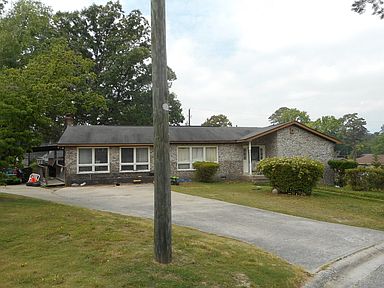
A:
172 182 384 231
0 193 307 288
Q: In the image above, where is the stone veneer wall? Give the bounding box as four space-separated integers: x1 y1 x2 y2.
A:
64 127 335 185
251 133 278 157
65 144 244 185
169 143 243 180
64 146 154 185
275 126 335 184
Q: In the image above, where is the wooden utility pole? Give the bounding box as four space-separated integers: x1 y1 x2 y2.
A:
151 0 172 264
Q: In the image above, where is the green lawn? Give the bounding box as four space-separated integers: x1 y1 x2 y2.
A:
0 193 307 288
172 182 384 231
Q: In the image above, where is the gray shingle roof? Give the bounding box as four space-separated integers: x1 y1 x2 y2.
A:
58 125 274 145
58 122 341 146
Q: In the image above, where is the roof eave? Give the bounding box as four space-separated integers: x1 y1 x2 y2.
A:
239 121 342 144
58 143 154 147
58 140 239 147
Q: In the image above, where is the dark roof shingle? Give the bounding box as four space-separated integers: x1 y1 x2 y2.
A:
58 125 268 145
58 122 341 146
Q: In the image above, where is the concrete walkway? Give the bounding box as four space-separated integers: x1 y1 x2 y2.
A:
1 184 384 277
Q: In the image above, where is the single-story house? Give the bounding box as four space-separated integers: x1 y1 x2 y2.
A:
58 121 341 186
356 154 384 166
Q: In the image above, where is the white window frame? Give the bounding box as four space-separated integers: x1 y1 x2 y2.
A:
120 147 150 172
77 147 110 174
177 146 218 171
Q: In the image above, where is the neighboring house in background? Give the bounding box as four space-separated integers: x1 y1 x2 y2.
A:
356 154 384 167
58 121 341 186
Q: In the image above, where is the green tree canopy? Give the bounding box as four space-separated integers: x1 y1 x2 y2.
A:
0 40 106 164
0 0 52 69
202 114 233 127
268 107 310 125
308 116 343 138
0 0 185 166
340 113 368 159
53 1 184 125
369 134 384 154
352 0 384 19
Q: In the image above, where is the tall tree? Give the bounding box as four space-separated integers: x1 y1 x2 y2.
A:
53 1 184 125
309 116 343 138
361 132 384 154
0 0 52 69
202 114 233 127
268 107 310 125
0 41 106 164
169 93 184 125
340 113 368 159
352 0 384 19
371 134 384 154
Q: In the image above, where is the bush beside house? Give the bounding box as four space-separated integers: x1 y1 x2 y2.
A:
257 157 324 195
192 161 220 182
346 167 384 191
327 159 358 187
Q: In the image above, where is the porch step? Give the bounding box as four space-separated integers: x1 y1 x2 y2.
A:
241 175 270 184
45 178 65 187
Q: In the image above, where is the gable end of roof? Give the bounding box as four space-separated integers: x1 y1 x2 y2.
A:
239 121 342 144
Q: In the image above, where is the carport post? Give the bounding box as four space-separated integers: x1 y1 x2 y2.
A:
151 0 172 264
249 141 252 176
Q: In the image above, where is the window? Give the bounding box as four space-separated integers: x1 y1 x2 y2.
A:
251 146 265 162
177 146 218 170
120 147 150 172
78 148 109 173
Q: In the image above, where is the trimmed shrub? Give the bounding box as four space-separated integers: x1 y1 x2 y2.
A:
346 167 384 191
328 159 358 187
257 157 324 195
328 159 358 170
193 161 220 182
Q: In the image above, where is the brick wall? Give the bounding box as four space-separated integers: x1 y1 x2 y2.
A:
251 133 278 157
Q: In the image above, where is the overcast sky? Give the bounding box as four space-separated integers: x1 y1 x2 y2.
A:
38 0 384 132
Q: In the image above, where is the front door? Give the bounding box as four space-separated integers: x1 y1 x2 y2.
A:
251 146 265 172
243 145 265 174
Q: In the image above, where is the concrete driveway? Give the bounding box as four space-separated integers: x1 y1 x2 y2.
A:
1 183 384 275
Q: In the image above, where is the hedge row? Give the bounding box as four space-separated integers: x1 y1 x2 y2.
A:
346 167 384 191
327 159 358 187
257 157 324 195
328 159 358 170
